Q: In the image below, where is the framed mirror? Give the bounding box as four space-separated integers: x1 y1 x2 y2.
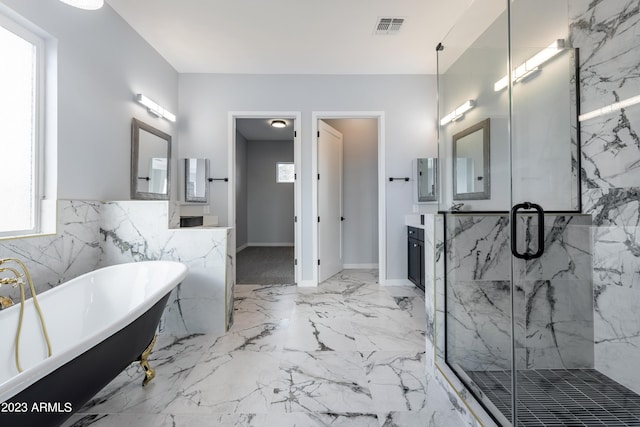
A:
453 118 490 200
131 118 171 200
415 158 437 202
184 158 209 203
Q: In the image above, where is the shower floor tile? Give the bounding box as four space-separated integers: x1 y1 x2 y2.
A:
467 368 640 426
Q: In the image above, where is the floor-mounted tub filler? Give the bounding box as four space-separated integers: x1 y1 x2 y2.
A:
0 260 188 426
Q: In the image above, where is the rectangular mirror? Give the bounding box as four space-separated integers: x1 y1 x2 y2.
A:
453 118 490 200
131 118 172 200
184 158 209 203
415 158 437 202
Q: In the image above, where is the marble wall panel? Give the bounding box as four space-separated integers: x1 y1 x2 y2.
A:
445 215 511 282
0 200 102 299
99 201 232 335
593 284 640 393
442 213 593 371
446 280 514 372
0 200 232 336
571 0 640 394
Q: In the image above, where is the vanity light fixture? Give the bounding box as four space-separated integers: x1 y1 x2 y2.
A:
136 94 176 123
59 0 104 10
494 39 566 92
440 100 475 126
271 120 287 128
579 94 640 122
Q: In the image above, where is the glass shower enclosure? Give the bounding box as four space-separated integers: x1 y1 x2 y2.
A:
436 0 640 425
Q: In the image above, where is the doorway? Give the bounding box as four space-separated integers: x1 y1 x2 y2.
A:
313 114 383 285
230 113 301 285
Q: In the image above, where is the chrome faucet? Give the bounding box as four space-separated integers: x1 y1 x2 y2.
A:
450 202 465 211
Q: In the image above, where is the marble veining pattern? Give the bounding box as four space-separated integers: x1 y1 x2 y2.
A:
571 0 640 394
442 213 594 371
98 201 234 336
63 270 465 427
0 200 102 300
0 200 234 336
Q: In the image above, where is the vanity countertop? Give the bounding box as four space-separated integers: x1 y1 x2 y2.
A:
405 214 425 229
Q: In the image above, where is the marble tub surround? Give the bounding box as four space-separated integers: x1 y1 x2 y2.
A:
570 0 640 394
0 200 234 336
99 201 234 335
0 200 103 300
62 270 465 427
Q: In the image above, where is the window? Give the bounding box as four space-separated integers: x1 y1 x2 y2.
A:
0 13 45 237
276 162 295 183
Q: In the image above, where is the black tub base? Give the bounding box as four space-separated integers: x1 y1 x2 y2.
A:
1 293 171 427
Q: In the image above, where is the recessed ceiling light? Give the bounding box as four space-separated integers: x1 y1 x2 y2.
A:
271 120 287 128
59 0 104 10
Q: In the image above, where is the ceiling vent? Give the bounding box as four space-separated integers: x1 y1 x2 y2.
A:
374 17 405 35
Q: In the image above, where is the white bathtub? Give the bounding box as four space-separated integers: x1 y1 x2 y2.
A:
0 260 187 423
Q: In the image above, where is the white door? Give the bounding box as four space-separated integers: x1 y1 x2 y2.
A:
318 120 343 283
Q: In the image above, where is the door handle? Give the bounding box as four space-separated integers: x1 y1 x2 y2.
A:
510 202 544 260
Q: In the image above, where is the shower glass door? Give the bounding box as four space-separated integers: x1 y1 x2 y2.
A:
509 0 640 425
438 0 640 425
436 0 513 425
509 0 586 424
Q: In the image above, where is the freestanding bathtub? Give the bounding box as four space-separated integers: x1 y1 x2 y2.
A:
0 260 188 426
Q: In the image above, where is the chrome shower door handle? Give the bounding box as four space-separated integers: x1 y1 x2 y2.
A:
510 202 545 260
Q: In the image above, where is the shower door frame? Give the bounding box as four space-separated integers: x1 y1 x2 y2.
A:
436 0 585 425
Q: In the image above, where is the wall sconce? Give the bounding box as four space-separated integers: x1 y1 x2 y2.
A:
59 0 104 10
271 120 287 128
440 100 475 126
579 94 640 122
494 39 565 92
136 94 176 123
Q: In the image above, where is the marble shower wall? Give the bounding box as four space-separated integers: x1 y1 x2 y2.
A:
0 200 233 336
442 213 593 372
570 0 640 394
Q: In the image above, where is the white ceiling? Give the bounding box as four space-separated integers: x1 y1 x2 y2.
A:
105 0 479 75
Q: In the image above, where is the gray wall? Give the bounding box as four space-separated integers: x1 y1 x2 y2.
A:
178 74 437 282
325 118 378 267
1 0 178 201
235 130 248 249
247 140 294 245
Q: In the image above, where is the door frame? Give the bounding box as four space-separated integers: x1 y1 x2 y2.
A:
311 111 386 286
228 111 302 284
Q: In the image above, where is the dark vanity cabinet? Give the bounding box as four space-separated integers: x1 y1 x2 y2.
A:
407 226 425 291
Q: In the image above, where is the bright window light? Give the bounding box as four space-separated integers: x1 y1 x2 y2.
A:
0 21 41 236
276 162 295 183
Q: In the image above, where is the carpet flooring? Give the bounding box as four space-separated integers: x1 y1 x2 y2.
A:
236 246 294 285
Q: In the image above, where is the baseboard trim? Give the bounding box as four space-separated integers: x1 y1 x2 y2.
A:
298 280 317 288
381 279 413 287
247 243 294 247
343 263 379 269
237 242 294 253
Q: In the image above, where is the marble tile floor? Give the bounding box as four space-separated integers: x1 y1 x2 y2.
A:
63 270 465 427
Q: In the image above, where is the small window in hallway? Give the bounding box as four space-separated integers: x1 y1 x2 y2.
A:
276 162 294 183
